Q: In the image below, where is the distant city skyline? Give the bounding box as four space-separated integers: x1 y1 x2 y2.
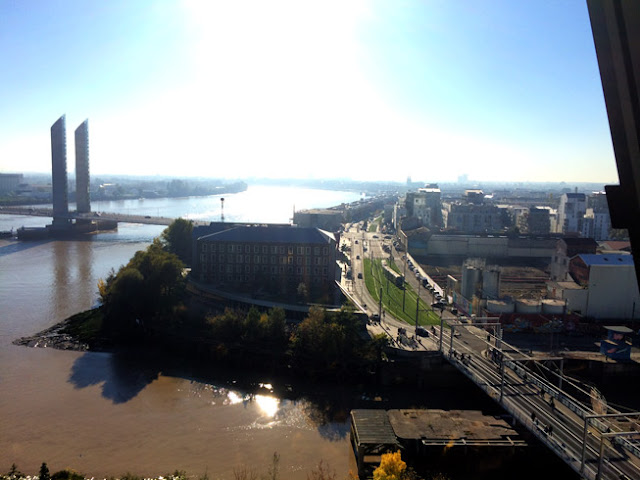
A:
0 1 620 184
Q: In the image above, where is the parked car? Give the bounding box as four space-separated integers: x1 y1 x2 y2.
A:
416 326 429 337
357 272 363 279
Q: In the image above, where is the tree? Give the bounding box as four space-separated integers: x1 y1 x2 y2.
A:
39 463 51 480
373 451 407 480
161 218 194 265
99 240 186 338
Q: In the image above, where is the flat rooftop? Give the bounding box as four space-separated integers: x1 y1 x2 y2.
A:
388 409 525 446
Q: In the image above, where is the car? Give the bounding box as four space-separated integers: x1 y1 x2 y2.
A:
144 215 151 218
370 313 380 322
355 240 358 244
356 255 360 259
384 235 392 240
372 235 379 239
416 326 429 337
357 272 363 279
451 308 458 315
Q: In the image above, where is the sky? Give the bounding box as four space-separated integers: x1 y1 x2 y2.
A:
0 0 620 184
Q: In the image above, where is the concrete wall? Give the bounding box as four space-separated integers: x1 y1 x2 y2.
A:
425 235 555 259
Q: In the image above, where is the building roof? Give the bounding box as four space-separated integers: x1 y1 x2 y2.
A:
563 193 586 199
199 225 335 244
603 325 633 333
600 241 632 252
576 254 634 266
295 209 342 215
350 409 399 446
562 237 598 247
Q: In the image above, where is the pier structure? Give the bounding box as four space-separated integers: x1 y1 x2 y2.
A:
350 409 525 479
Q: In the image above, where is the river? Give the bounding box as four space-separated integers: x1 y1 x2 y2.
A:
0 185 565 479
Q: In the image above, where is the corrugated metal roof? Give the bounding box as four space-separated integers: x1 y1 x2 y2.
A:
200 225 335 244
351 410 399 446
577 254 634 266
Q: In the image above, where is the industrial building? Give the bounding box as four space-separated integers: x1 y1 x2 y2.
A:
547 254 640 320
293 208 343 232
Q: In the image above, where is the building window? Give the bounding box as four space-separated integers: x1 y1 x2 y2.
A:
297 257 302 265
254 255 260 264
227 265 233 273
245 265 250 273
305 247 311 255
323 267 327 275
271 256 276 264
314 247 320 255
229 245 234 253
262 246 268 254
211 254 216 262
279 246 285 255
263 255 267 264
211 244 216 252
287 256 293 264
237 254 243 263
236 265 242 273
219 265 224 272
297 267 302 274
323 247 328 255
297 246 303 255
245 245 250 253
202 243 208 252
254 245 259 253
287 266 293 274
279 266 284 273
288 246 293 255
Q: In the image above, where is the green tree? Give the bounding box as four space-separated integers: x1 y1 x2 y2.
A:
161 217 194 265
99 240 186 338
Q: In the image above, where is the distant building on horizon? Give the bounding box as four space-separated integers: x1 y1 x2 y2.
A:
557 192 586 235
0 173 23 194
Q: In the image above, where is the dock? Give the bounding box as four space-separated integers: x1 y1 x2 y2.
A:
350 409 527 478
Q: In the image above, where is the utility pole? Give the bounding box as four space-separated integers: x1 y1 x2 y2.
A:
402 255 407 311
439 310 444 352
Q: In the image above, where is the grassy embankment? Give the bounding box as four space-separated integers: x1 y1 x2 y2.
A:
368 215 383 232
363 257 441 326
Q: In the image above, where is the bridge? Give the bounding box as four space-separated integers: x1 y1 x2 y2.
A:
0 206 209 227
436 318 640 480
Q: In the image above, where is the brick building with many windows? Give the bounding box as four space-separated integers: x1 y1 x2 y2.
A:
193 224 338 303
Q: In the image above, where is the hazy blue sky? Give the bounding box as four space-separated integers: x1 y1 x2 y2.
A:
0 0 620 183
